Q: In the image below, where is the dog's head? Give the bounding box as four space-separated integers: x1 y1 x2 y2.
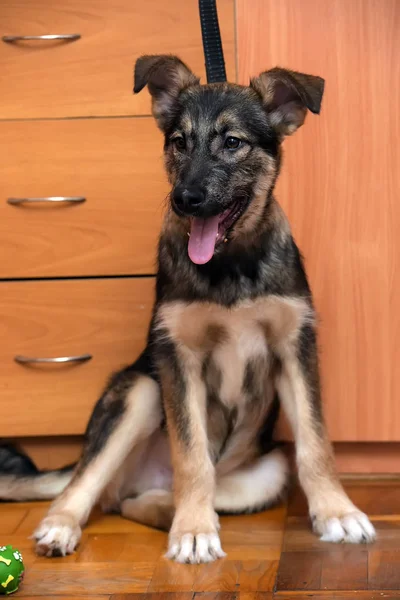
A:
134 55 324 265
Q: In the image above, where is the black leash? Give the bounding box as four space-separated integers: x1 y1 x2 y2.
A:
199 0 227 83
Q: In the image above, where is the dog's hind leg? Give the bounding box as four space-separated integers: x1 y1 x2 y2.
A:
34 363 162 557
215 448 289 514
120 448 289 541
121 490 175 531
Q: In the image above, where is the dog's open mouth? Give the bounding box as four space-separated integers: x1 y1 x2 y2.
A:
188 201 244 265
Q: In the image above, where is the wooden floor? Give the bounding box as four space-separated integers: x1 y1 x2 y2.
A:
2 479 400 599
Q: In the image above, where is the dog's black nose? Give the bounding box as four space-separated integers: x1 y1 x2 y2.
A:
173 186 205 215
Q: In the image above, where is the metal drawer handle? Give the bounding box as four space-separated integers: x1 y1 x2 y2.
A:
2 34 81 43
15 354 92 365
7 196 86 206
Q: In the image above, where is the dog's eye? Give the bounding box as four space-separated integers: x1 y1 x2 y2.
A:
173 137 186 151
224 136 242 150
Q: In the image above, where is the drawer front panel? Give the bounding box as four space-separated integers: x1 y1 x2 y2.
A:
0 118 168 278
0 0 235 119
0 278 155 436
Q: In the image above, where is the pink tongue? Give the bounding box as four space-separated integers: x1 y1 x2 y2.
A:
188 216 220 264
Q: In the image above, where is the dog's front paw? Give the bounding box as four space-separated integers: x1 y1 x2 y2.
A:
166 531 226 563
313 510 376 544
33 513 81 557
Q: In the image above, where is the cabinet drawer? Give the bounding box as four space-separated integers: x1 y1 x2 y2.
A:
0 118 167 278
0 278 154 436
0 0 235 119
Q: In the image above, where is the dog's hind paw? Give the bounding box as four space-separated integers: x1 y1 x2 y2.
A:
33 513 81 557
166 532 226 564
313 510 376 544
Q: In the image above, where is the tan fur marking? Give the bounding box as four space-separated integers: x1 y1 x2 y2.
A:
266 198 291 242
179 113 193 137
233 156 277 238
250 74 276 106
215 110 243 131
157 295 313 355
260 298 308 347
121 490 174 531
171 63 199 91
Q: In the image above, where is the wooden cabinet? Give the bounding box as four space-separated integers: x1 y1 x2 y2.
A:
0 0 235 440
237 0 400 442
0 0 235 119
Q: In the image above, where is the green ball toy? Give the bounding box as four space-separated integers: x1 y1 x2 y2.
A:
0 546 24 595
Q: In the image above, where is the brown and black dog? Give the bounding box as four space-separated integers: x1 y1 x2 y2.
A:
0 55 375 563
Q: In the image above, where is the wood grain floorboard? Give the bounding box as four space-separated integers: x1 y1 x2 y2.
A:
111 594 195 600
17 563 154 596
368 550 400 589
0 503 29 534
147 561 203 592
275 552 322 591
273 593 400 599
191 560 240 592
111 595 273 600
20 597 109 600
239 594 274 600
110 596 274 600
320 548 368 590
1 481 400 597
77 533 166 563
194 593 237 600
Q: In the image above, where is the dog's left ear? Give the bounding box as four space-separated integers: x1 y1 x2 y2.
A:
251 67 324 136
134 54 199 130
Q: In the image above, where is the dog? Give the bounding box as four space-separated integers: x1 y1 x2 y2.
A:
0 55 375 563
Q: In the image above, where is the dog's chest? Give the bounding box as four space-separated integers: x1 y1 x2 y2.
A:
202 307 268 406
157 295 311 407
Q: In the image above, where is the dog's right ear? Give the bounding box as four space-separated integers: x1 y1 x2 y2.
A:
134 55 199 130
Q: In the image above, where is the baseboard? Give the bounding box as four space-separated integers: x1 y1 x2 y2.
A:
14 436 83 470
333 442 400 474
9 437 400 475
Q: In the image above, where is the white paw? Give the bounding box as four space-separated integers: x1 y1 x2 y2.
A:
33 513 82 557
166 532 226 564
313 510 376 544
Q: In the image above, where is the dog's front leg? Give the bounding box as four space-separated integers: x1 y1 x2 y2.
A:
159 346 225 563
34 373 161 557
277 323 376 543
